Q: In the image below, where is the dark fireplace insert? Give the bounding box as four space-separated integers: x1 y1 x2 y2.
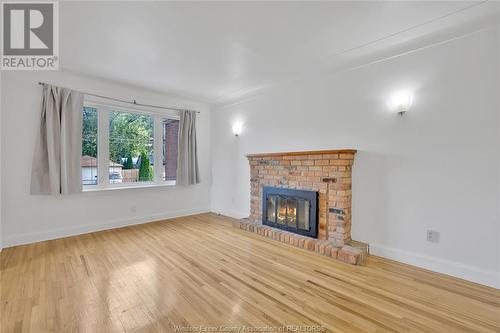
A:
262 186 318 238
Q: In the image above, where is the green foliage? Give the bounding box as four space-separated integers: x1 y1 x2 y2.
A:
109 112 154 164
82 109 155 179
82 107 98 157
123 154 134 170
138 151 153 181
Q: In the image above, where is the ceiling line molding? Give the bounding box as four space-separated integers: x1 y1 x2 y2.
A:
212 23 499 110
317 0 488 66
211 2 497 107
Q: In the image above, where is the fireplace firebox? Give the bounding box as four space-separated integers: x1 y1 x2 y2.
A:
262 186 318 238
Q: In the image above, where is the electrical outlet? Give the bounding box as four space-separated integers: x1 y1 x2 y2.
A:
427 230 440 243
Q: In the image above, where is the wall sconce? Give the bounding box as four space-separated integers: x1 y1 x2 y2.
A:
232 122 243 136
389 90 413 116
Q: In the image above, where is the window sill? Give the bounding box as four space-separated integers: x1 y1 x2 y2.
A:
83 181 176 192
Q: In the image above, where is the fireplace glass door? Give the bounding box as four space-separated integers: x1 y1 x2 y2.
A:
266 195 277 223
297 199 310 231
262 187 318 238
277 196 287 225
286 198 297 228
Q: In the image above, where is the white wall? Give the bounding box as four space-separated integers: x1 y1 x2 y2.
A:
211 27 500 288
497 27 500 282
1 70 211 247
0 70 3 250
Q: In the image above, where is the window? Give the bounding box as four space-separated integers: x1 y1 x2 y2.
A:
82 107 98 185
109 111 154 184
81 99 178 190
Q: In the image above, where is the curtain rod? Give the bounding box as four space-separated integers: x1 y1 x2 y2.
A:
37 82 200 114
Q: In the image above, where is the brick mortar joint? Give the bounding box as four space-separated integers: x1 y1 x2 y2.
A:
248 154 354 244
232 219 365 265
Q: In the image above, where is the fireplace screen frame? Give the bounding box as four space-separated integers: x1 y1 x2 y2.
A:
262 186 318 238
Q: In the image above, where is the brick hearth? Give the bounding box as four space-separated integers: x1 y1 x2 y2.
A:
232 219 368 265
234 149 368 265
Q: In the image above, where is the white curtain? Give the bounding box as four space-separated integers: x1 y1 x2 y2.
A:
30 84 84 195
176 110 200 185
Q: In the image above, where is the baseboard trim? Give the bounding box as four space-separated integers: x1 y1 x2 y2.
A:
211 210 499 287
370 243 500 289
2 207 211 248
211 209 249 220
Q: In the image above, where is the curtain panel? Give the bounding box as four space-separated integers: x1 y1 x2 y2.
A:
176 110 200 185
30 84 84 195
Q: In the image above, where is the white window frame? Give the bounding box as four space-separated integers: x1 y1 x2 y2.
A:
83 95 179 191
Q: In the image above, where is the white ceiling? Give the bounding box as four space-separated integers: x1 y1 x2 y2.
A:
60 1 500 104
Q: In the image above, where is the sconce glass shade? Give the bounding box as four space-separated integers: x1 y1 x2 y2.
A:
232 122 243 136
389 91 413 115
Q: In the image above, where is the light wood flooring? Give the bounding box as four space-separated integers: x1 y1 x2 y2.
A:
1 213 499 332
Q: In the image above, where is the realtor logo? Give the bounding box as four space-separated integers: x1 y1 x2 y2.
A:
1 1 58 70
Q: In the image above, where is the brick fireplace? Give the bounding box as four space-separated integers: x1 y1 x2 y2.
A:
233 149 368 265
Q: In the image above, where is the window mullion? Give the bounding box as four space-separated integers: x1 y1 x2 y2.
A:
97 108 110 189
153 115 163 184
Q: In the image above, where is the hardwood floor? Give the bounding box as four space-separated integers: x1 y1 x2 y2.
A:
1 213 499 333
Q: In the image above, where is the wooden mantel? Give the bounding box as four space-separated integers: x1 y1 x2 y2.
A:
246 149 357 158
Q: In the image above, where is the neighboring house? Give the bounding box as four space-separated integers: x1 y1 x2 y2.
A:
82 155 123 185
164 119 179 180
